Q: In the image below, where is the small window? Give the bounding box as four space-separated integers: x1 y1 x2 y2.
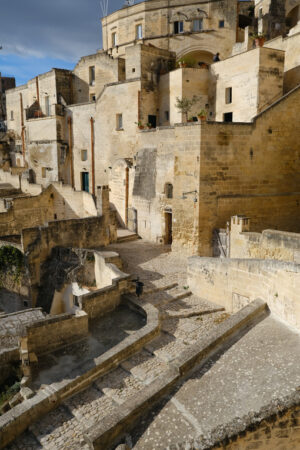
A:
165 111 169 121
116 113 123 130
223 112 233 122
219 20 225 28
42 167 47 178
136 24 143 39
112 32 117 47
174 21 184 34
225 87 232 104
81 149 88 161
193 19 203 32
54 214 57 220
132 68 136 73
89 66 95 86
10 111 14 120
165 183 173 199
90 94 96 102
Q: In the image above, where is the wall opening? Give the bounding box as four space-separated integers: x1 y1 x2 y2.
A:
81 172 89 192
164 211 172 245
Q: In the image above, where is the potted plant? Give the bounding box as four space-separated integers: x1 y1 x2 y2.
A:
177 56 196 68
197 109 207 121
252 32 266 47
146 122 153 129
135 121 144 130
187 117 193 122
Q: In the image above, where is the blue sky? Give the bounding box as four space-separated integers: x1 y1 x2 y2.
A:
0 0 126 86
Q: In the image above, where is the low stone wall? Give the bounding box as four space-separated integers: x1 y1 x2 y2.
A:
85 299 268 449
21 310 88 357
0 296 160 449
231 228 300 262
79 276 129 320
187 257 300 330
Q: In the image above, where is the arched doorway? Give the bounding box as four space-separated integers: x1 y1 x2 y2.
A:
177 50 214 67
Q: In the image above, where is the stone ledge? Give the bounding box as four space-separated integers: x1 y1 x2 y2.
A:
82 299 268 449
0 296 160 449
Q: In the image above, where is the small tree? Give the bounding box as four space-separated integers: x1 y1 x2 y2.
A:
175 95 198 122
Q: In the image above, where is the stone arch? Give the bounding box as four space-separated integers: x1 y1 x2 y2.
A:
286 3 300 30
176 48 215 65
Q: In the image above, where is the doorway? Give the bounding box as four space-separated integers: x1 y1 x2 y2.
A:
164 211 172 244
81 172 89 192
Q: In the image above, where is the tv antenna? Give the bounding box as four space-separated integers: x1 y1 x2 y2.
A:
100 0 109 18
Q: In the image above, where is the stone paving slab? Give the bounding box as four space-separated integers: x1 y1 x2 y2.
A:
121 349 170 385
29 405 84 449
64 385 116 425
95 366 144 405
131 315 300 448
144 331 190 363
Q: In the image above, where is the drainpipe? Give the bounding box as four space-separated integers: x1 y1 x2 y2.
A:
19 93 26 164
90 116 95 196
68 117 74 188
35 76 40 104
125 166 129 227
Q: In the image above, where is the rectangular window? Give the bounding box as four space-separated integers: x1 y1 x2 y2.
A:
81 172 89 192
136 24 143 39
112 32 117 47
223 112 233 122
193 19 203 32
225 87 232 104
116 113 123 130
174 21 184 34
219 20 225 28
89 66 95 86
81 149 88 161
10 111 14 120
165 111 169 121
42 167 47 178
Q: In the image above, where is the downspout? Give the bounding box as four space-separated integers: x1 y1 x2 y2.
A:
125 166 129 227
68 117 74 188
19 93 26 164
90 116 95 196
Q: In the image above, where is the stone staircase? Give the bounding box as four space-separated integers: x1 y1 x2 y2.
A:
7 284 227 450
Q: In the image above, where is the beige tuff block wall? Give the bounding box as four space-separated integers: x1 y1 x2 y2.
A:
230 216 300 261
22 310 88 356
72 51 125 104
67 102 96 191
94 79 140 184
197 86 300 255
264 31 300 92
188 256 300 330
102 0 237 61
159 67 210 125
211 47 284 122
0 183 97 237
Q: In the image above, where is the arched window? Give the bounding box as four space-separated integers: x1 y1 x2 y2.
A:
165 183 173 199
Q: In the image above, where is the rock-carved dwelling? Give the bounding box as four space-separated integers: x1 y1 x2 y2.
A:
0 1 300 446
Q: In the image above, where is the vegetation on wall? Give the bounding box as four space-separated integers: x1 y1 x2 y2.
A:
0 246 25 284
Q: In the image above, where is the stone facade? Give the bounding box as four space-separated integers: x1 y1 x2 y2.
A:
0 73 15 124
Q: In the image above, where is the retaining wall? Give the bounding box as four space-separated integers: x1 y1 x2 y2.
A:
187 257 300 330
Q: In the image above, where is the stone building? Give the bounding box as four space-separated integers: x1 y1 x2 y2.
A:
5 0 300 255
0 73 15 126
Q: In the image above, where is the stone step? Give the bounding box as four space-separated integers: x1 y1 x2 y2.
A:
120 348 170 386
64 384 116 427
95 366 144 405
117 233 139 243
29 404 86 449
160 294 225 318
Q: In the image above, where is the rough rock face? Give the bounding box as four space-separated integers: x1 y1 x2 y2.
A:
36 247 90 313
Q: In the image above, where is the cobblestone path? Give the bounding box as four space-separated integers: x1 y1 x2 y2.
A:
7 241 228 449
